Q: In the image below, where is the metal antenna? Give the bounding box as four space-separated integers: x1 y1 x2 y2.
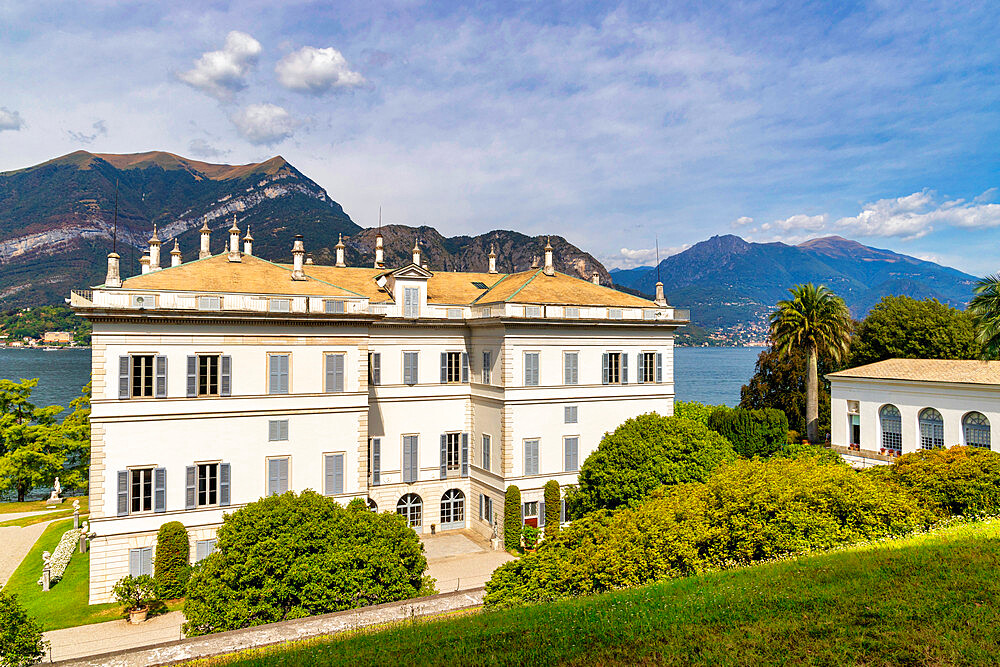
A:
655 236 660 283
113 178 119 253
378 206 382 231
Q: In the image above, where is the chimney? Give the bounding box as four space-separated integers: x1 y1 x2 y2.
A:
543 238 554 276
591 271 600 285
306 255 314 265
105 252 122 288
531 256 539 269
170 239 182 267
335 234 346 267
488 244 497 274
374 231 384 269
412 237 421 266
228 216 241 262
148 225 162 271
422 263 429 270
654 281 669 306
140 253 151 274
291 234 306 280
199 219 211 259
243 226 253 256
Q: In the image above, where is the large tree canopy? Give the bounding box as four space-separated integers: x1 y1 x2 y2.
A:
741 345 836 441
850 296 980 367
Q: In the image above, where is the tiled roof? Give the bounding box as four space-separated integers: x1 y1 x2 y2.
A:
484 270 654 307
828 359 1000 385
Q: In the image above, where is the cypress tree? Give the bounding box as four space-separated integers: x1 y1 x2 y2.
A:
504 485 521 551
544 480 560 539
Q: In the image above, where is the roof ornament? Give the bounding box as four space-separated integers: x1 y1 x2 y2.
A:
228 215 242 262
412 236 422 266
543 237 555 276
654 236 668 306
170 239 182 267
488 243 497 274
199 217 212 259
148 225 162 271
335 233 346 267
243 225 253 256
291 234 307 280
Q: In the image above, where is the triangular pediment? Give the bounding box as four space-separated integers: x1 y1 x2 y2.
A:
388 263 433 279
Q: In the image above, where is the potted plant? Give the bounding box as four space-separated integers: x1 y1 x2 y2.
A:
112 574 157 624
521 525 540 551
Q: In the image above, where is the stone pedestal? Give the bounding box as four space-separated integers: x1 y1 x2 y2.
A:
42 567 50 592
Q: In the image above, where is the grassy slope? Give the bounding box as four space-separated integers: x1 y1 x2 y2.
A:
0 498 89 528
195 521 1000 666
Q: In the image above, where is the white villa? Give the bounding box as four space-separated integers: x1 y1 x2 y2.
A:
828 359 998 460
72 222 688 603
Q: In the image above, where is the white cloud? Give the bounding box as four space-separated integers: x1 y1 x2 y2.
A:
603 244 689 269
276 46 365 94
187 138 230 159
179 31 262 101
67 119 107 144
230 103 295 145
836 190 1000 239
732 216 754 227
0 107 24 132
759 213 828 233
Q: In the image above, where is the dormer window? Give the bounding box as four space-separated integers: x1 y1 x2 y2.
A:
325 300 345 314
525 305 541 318
403 287 419 318
269 298 290 313
198 296 221 311
447 308 462 319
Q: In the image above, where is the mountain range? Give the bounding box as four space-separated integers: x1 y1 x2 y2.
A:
610 234 980 329
0 151 608 307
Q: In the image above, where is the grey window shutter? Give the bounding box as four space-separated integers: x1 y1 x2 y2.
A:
602 353 609 384
154 467 167 513
219 463 231 506
539 501 545 527
129 549 140 577
334 355 345 392
268 459 280 495
185 466 196 509
324 455 335 494
372 438 381 485
155 355 167 397
440 434 447 479
461 432 469 477
117 470 129 516
325 355 335 392
119 356 130 399
333 454 344 494
372 352 381 385
563 353 571 385
221 355 232 396
440 352 448 383
637 353 645 384
279 458 289 494
186 356 197 397
622 353 628 384
656 353 663 383
521 503 528 524
269 420 278 441
195 541 207 562
462 353 469 383
561 499 567 523
410 437 419 483
269 355 279 393
141 548 152 577
403 437 413 483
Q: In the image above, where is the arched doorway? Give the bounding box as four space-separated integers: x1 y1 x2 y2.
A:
396 493 423 533
439 489 465 531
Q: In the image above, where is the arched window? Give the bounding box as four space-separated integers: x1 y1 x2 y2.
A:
963 412 991 449
919 408 944 450
366 497 378 511
396 493 422 531
880 404 902 452
440 489 465 530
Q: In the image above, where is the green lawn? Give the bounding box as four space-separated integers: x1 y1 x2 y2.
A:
0 496 88 514
192 520 1000 666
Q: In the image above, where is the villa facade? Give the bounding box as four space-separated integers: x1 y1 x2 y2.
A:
73 224 687 603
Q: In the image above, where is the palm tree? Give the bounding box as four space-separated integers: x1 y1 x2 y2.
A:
769 283 852 443
969 274 1000 359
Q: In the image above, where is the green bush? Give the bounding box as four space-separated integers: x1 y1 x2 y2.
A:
0 590 47 667
779 441 845 465
707 407 788 458
874 446 1000 517
485 456 930 609
673 401 727 426
153 521 190 599
521 525 540 550
112 575 157 613
182 490 431 636
504 486 521 551
544 480 561 539
573 413 735 515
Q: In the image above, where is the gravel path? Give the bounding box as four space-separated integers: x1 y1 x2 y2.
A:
0 520 54 588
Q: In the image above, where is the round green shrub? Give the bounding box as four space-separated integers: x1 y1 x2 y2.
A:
543 480 561 539
573 413 736 514
707 407 788 458
876 446 1000 517
504 485 521 551
182 490 431 636
153 521 190 600
673 400 727 426
0 590 46 667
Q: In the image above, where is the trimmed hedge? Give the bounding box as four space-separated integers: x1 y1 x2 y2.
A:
504 486 522 551
154 521 190 599
544 481 560 540
707 407 788 458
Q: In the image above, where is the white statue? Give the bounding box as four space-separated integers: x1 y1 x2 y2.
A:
42 551 51 566
73 499 80 511
53 477 61 496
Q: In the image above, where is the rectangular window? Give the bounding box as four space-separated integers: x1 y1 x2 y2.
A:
444 432 461 471
325 353 345 392
603 352 622 384
268 419 289 441
130 467 154 513
130 355 154 398
194 539 217 563
608 308 623 319
564 307 580 318
564 436 579 472
197 463 219 506
269 298 290 313
483 495 494 525
325 453 345 495
524 438 539 476
445 351 462 383
268 354 290 394
640 352 656 383
524 352 539 386
481 307 492 318
563 352 578 385
644 309 657 320
402 435 419 483
565 406 578 424
482 351 492 384
324 300 345 314
403 287 420 318
403 351 419 385
524 305 541 318
197 354 220 396
522 501 539 528
850 414 861 446
369 438 381 486
198 295 221 311
482 434 491 471
369 352 381 385
447 308 462 319
129 547 153 577
267 457 289 496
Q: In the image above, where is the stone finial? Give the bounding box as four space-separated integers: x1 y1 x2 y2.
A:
374 230 384 269
170 239 182 267
305 255 314 265
412 237 422 266
654 281 669 306
591 271 600 285
335 233 346 267
148 225 162 271
228 215 241 262
140 253 151 274
531 256 539 269
291 234 306 280
105 252 122 288
243 225 253 256
488 244 497 274
543 237 555 276
199 218 212 259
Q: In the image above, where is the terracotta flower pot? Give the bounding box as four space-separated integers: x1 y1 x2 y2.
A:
129 606 148 625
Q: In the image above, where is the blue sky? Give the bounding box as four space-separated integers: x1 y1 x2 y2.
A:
1 1 999 274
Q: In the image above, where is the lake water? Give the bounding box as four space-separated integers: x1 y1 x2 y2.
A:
0 345 763 409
